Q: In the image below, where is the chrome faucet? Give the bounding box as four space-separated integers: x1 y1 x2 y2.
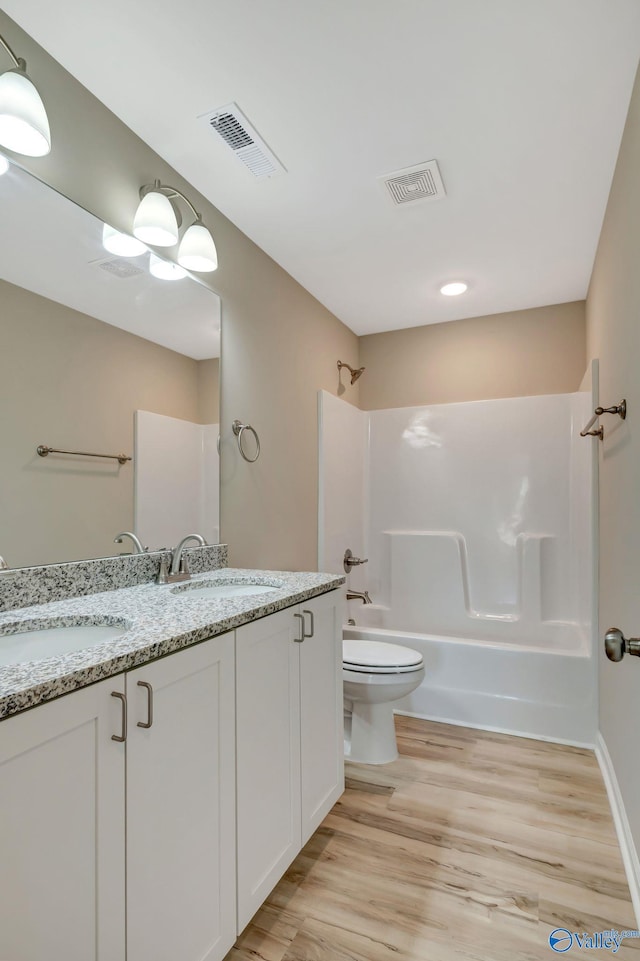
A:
169 533 207 576
157 533 207 585
346 590 372 605
114 532 147 554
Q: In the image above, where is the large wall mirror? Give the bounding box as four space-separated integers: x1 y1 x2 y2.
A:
0 159 222 570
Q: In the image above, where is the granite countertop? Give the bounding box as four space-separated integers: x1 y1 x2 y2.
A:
0 569 345 720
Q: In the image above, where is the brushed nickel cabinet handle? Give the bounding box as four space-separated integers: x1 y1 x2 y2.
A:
302 609 315 639
293 612 304 642
111 691 127 742
137 681 154 729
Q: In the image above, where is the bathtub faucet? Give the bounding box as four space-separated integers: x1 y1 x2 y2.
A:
346 590 372 605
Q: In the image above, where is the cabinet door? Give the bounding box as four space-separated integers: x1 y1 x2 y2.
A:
236 608 301 932
126 634 236 961
299 590 345 843
0 677 126 961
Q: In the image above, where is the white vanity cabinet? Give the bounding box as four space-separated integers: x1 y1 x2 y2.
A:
0 633 236 961
0 676 127 961
0 586 343 957
299 590 345 844
235 590 344 931
126 633 236 961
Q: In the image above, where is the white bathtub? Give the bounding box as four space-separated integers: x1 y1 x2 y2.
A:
342 624 598 746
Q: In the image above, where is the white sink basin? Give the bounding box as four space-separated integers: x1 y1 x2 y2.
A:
0 621 129 667
171 581 283 600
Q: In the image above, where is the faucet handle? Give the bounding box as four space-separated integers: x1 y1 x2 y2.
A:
344 549 368 573
0 555 8 571
156 556 169 585
156 554 169 584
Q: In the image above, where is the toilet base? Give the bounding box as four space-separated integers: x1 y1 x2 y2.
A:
345 701 398 765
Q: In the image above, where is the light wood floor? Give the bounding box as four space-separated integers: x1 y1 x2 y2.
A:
226 716 638 961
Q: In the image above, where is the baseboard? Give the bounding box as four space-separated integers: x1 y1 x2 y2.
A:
394 709 596 750
595 732 640 928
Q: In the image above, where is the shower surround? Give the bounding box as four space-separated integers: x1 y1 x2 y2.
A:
319 377 598 744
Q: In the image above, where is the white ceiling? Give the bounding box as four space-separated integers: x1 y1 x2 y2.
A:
0 162 220 359
5 0 640 335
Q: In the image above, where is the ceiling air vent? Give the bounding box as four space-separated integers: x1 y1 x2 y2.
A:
380 160 446 206
94 257 146 279
200 102 286 180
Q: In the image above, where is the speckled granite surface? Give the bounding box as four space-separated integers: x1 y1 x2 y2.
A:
0 569 345 720
0 544 228 613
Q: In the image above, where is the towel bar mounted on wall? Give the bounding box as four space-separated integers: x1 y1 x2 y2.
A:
232 420 261 463
580 399 627 440
37 445 132 465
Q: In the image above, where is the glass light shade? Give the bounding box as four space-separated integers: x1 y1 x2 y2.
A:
133 190 179 247
440 282 468 296
0 68 51 157
149 252 187 281
177 221 218 272
102 223 147 257
0 154 8 175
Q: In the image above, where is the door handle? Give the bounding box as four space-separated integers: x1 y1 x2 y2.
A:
293 612 304 642
111 691 127 742
137 681 154 728
302 609 314 638
604 627 640 662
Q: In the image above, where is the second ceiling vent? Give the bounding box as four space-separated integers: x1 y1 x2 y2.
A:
201 102 286 180
380 160 446 206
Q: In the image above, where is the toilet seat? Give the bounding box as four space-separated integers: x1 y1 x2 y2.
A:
342 637 425 764
343 639 424 675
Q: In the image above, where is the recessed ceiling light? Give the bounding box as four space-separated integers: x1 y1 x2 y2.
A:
440 282 468 296
149 252 187 281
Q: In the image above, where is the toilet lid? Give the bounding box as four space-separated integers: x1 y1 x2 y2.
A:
343 639 423 670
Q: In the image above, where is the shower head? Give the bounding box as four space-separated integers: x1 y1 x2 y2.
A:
337 360 365 385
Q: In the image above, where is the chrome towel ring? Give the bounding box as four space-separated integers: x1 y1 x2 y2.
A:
232 420 261 463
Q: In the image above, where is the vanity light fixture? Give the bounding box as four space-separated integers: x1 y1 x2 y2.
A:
149 252 188 281
178 220 218 272
133 179 218 271
0 154 8 175
440 281 468 296
0 32 51 157
133 185 179 247
102 223 147 258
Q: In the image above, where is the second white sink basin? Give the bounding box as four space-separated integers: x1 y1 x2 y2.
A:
0 620 129 667
170 580 284 600
183 584 277 600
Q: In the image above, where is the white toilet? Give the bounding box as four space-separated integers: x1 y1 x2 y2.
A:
342 639 425 765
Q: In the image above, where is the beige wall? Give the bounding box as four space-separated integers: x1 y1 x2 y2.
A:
1 279 206 568
587 63 640 851
221 279 359 569
0 11 358 572
358 302 586 410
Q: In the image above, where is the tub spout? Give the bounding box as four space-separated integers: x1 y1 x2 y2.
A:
346 590 372 604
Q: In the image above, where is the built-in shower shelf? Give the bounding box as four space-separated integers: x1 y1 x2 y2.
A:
381 529 580 646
